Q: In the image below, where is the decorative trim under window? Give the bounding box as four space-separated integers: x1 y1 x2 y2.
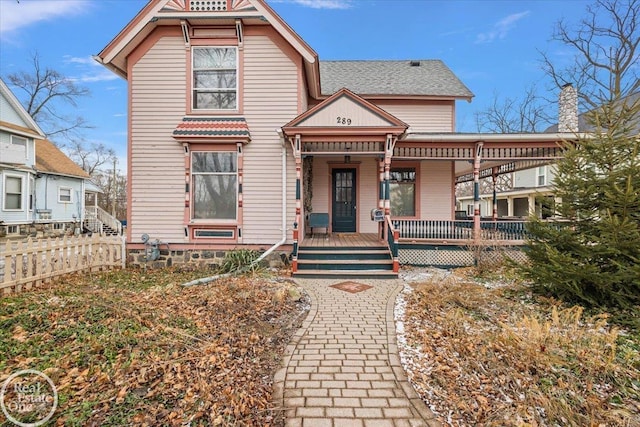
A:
193 228 235 239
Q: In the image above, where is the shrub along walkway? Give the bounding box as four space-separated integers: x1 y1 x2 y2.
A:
273 278 439 427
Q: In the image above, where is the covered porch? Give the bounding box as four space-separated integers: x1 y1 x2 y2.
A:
281 90 578 274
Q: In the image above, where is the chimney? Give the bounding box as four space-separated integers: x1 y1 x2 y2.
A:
558 83 578 132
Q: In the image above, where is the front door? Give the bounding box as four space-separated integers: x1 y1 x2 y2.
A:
332 168 356 233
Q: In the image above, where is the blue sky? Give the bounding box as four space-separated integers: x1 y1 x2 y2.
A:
0 0 591 170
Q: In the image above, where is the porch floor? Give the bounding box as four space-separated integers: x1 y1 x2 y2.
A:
301 233 383 248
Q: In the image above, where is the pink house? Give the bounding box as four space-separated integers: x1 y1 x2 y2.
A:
96 0 577 277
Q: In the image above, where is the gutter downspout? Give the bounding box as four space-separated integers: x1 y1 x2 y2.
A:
182 130 288 287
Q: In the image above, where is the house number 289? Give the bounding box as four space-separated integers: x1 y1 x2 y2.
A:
336 117 352 125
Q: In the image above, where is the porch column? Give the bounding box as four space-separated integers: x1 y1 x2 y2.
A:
492 166 498 220
290 135 302 272
378 158 385 239
528 194 536 217
385 134 399 273
473 142 484 241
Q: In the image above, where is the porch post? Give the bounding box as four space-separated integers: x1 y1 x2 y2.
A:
473 142 484 241
291 134 302 272
378 158 385 240
385 134 399 273
492 166 498 221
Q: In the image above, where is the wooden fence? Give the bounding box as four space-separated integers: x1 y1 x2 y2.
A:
0 234 125 296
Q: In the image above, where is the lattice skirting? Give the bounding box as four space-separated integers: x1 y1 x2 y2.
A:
399 245 528 268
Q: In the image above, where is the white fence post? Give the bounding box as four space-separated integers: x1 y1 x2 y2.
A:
0 234 125 296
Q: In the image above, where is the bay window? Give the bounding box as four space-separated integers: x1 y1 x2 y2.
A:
390 167 416 217
192 47 237 110
192 152 237 220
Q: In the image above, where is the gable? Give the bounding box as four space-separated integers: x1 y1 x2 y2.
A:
96 0 320 96
283 88 407 136
297 95 398 128
0 79 45 139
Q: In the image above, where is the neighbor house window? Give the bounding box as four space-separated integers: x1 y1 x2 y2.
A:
58 187 72 203
537 166 547 186
4 175 23 210
390 167 416 217
192 152 237 220
192 47 237 110
7 225 19 235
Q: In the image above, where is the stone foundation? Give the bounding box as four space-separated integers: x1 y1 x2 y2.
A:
126 248 291 270
0 222 81 240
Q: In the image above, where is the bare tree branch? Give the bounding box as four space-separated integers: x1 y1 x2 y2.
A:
540 0 639 121
474 85 553 133
5 52 92 140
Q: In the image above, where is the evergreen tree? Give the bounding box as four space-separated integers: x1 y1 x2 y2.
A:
522 0 640 308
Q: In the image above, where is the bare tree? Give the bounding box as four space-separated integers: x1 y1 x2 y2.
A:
5 52 92 140
66 140 116 176
475 85 553 133
540 0 639 124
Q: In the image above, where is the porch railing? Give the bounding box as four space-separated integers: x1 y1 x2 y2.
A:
392 219 528 242
385 216 400 273
84 206 122 235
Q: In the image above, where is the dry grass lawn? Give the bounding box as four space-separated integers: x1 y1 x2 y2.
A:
398 267 640 427
0 267 308 426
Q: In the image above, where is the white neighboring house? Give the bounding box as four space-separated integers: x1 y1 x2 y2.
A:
0 78 117 238
458 90 639 220
456 165 558 219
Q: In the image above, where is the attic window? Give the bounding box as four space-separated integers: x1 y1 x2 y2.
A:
410 61 421 67
190 0 227 11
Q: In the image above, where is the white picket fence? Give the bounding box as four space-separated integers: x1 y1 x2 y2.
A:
0 234 125 295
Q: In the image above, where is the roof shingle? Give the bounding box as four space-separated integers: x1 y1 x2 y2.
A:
35 139 89 178
319 60 474 99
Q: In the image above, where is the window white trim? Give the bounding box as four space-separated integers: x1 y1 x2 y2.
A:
192 46 238 111
58 187 73 203
3 174 24 211
7 225 20 235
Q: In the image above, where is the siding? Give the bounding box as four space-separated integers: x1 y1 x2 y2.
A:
420 161 454 220
514 168 537 188
357 158 378 233
241 33 301 244
376 102 454 132
130 35 187 242
34 175 84 221
0 92 29 128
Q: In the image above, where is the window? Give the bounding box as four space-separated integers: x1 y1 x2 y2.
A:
11 136 27 148
537 166 546 186
7 225 19 235
4 175 23 210
192 152 237 220
58 187 72 203
390 167 416 217
192 47 237 110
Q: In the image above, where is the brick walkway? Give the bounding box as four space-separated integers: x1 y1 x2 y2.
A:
273 278 439 427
